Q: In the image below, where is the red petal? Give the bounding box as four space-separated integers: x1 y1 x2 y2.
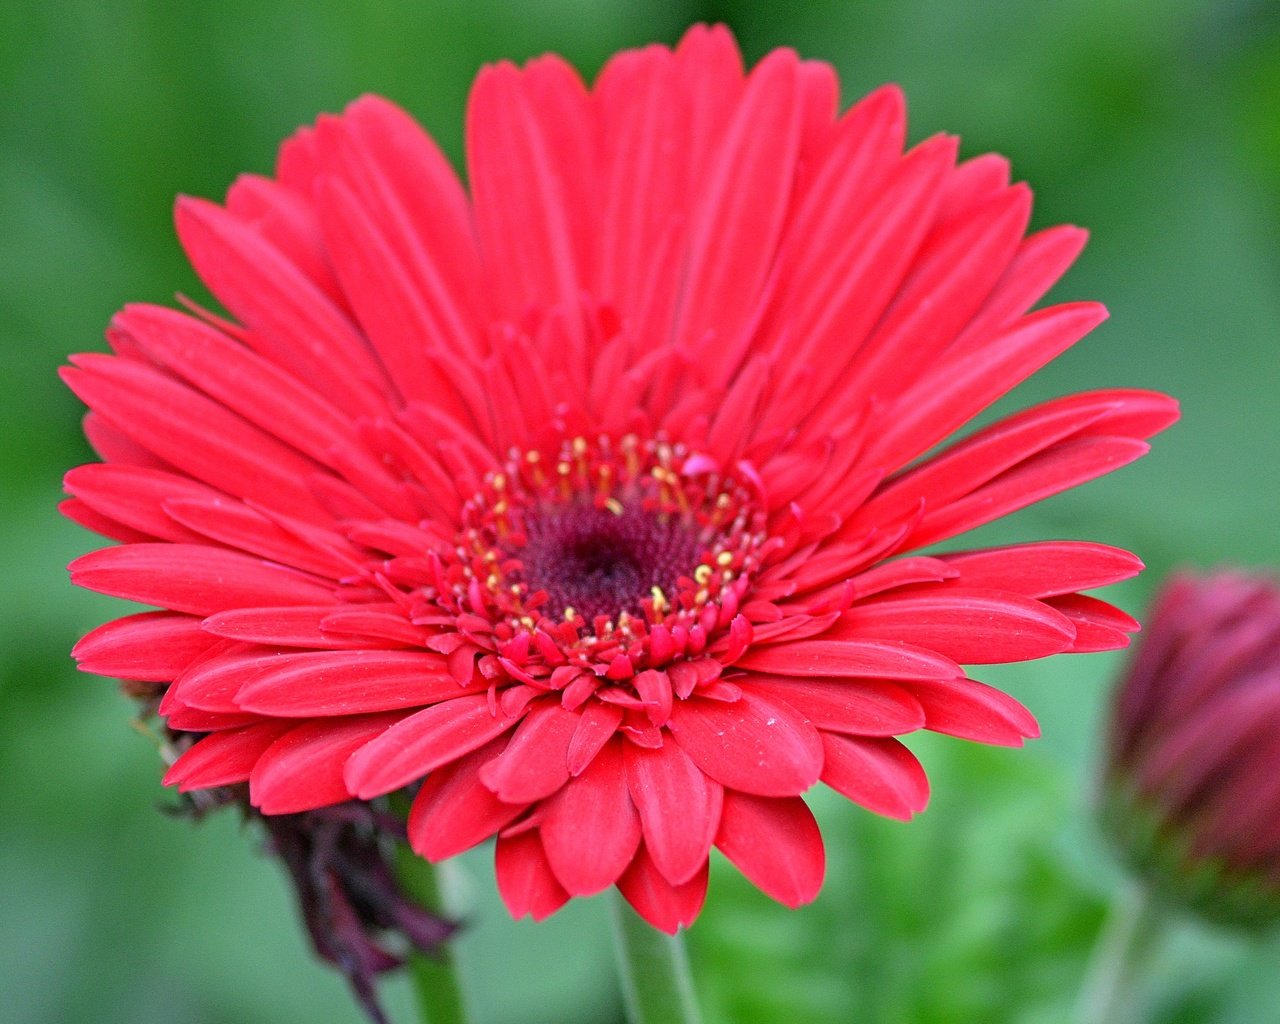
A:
1047 593 1139 652
478 701 578 802
165 645 291 715
494 831 569 922
72 611 217 681
624 743 723 885
617 846 709 934
668 690 823 797
69 543 332 615
540 738 642 896
714 792 825 907
162 497 354 579
201 605 369 649
672 49 802 388
909 677 1039 745
867 301 1108 471
60 497 152 544
467 62 584 345
113 303 362 468
174 196 391 418
344 694 525 799
939 542 1144 598
163 720 294 790
820 732 929 819
250 713 403 813
234 649 483 716
908 435 1150 549
832 587 1076 664
743 675 925 737
736 638 961 680
61 355 326 519
408 741 527 861
64 463 215 543
566 700 623 776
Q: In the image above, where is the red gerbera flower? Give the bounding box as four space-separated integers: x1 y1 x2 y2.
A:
64 25 1177 933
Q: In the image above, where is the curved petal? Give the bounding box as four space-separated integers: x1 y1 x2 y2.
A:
540 738 641 896
72 611 217 681
820 732 929 819
344 694 526 799
624 742 723 885
715 791 824 907
495 830 570 922
250 713 405 814
617 846 708 934
668 690 823 797
408 740 527 861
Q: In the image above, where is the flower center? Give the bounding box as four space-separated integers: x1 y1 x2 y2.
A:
429 434 769 673
518 500 701 626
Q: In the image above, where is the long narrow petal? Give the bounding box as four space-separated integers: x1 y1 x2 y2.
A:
163 720 294 790
831 587 1077 664
743 676 926 737
72 612 216 681
344 694 525 799
909 677 1039 745
69 544 332 615
234 649 484 717
250 713 405 813
736 639 961 680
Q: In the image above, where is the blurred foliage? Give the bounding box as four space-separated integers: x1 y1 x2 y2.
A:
2 0 1278 1022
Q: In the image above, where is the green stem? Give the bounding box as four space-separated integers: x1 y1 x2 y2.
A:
607 889 704 1024
394 846 470 1024
1076 880 1165 1024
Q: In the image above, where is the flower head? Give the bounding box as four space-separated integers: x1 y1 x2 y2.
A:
64 25 1176 932
1102 572 1280 930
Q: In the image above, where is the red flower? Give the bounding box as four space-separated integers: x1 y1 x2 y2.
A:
1102 572 1280 929
64 25 1176 932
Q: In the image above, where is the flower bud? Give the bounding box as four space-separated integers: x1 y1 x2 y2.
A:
1101 571 1280 929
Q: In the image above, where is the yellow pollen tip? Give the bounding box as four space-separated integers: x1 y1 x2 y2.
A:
716 551 733 567
604 497 624 516
694 564 713 585
564 606 576 620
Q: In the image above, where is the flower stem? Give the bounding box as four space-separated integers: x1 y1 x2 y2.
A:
394 847 470 1024
606 889 704 1024
1076 880 1165 1024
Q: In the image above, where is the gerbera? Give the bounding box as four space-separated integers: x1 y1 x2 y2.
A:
64 24 1176 933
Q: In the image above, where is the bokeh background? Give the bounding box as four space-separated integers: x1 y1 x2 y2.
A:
3 1 1279 1022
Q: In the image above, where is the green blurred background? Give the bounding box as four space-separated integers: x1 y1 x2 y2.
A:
3 1 1279 1021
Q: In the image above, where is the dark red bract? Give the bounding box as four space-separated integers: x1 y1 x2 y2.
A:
64 24 1176 932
